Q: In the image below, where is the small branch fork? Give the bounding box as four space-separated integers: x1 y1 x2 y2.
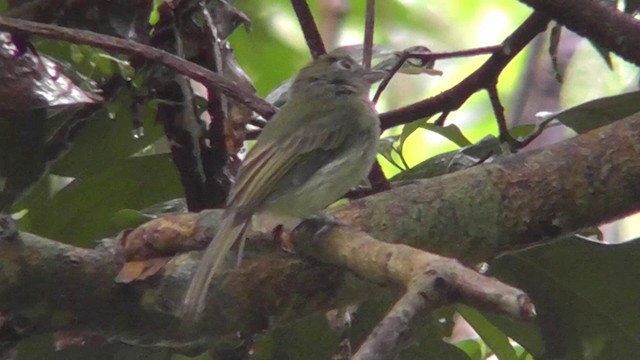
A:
354 269 534 360
372 45 503 104
486 85 518 148
378 12 551 130
487 85 556 152
292 222 536 360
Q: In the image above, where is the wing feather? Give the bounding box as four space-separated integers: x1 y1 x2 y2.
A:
227 116 354 218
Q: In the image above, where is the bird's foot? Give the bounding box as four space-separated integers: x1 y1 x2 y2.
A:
293 214 343 243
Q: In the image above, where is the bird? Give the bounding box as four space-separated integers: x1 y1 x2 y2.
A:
180 50 384 322
265 45 441 108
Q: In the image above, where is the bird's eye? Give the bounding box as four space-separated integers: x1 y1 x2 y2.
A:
335 58 354 70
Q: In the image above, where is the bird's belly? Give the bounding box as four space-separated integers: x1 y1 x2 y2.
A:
263 140 377 217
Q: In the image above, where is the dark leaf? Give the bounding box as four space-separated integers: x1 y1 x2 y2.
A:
457 304 518 360
489 237 640 359
508 124 536 139
544 90 640 133
421 123 472 147
52 98 163 178
14 155 182 246
0 33 101 115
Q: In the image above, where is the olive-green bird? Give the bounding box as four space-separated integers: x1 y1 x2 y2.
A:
180 51 384 321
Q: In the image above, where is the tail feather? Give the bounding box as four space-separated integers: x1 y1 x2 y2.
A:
180 214 249 322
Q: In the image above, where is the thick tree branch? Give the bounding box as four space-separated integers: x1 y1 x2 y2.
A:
520 0 640 67
294 223 534 360
347 113 640 263
1 214 530 353
293 223 533 320
2 113 639 350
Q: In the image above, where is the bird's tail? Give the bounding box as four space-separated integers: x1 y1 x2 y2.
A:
179 214 249 322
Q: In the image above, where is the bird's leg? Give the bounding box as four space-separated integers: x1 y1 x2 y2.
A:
294 214 344 243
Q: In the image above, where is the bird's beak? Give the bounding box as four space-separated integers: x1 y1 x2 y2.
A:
362 69 387 84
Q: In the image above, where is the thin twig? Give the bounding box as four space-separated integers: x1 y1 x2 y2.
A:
511 114 559 150
486 85 517 149
408 45 503 61
362 0 375 69
0 15 277 120
352 280 437 360
378 12 551 130
549 24 564 82
486 84 556 151
293 224 536 360
200 1 229 119
372 45 502 104
368 161 391 190
290 0 326 58
372 51 408 104
433 111 450 126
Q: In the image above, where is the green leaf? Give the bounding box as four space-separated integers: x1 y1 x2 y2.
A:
398 306 465 359
112 209 154 231
457 304 518 360
399 118 471 151
149 0 167 27
399 118 427 151
506 125 535 140
52 98 162 178
171 352 214 360
547 90 640 133
422 124 472 147
455 339 486 360
0 109 48 210
17 334 173 360
14 155 182 246
399 337 472 360
489 237 640 359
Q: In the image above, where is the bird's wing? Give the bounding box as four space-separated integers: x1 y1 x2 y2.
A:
227 117 354 219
